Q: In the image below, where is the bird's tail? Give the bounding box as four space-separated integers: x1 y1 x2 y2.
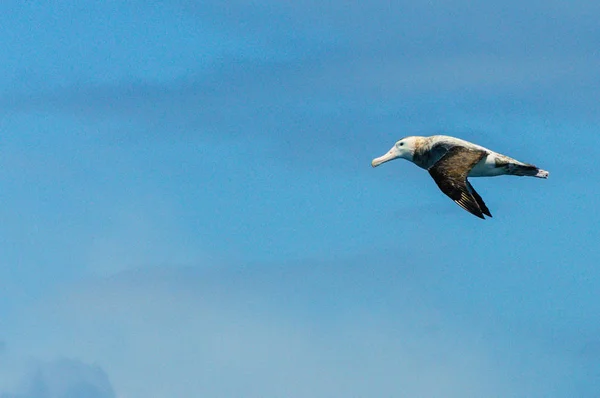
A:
508 163 549 179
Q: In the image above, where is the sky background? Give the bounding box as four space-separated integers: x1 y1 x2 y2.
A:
1 1 599 397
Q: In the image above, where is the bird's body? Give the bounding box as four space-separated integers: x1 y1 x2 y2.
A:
408 135 547 177
371 135 549 219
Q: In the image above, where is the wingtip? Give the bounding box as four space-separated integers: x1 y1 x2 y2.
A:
454 198 486 219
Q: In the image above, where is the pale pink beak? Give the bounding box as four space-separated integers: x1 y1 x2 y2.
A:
371 148 399 167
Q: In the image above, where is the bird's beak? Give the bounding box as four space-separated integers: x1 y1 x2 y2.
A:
371 147 399 167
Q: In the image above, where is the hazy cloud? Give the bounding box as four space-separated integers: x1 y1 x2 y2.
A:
1 359 115 398
7 263 588 397
2 1 600 146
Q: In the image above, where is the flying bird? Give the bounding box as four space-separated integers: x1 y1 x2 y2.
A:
371 135 549 219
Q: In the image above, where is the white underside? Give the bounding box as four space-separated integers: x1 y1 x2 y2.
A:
427 136 517 178
468 153 510 177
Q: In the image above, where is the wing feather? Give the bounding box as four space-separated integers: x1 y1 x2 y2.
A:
428 146 489 219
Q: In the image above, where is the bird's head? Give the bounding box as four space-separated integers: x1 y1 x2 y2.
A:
371 136 419 167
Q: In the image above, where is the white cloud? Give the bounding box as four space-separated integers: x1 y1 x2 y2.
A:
5 265 578 397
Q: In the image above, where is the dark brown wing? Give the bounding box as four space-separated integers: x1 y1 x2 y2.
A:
428 146 488 219
467 180 492 218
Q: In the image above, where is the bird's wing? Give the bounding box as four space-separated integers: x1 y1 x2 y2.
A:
467 180 492 218
428 146 489 219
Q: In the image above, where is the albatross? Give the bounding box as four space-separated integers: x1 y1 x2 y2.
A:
371 135 549 219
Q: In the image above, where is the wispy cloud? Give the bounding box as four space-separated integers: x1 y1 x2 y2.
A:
3 1 600 136
1 359 115 398
5 263 587 397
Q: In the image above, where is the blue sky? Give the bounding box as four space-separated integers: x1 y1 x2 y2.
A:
1 1 599 397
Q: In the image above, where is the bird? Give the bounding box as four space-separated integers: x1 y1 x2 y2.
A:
371 135 549 219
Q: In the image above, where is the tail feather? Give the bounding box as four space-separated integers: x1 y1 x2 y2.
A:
508 163 549 179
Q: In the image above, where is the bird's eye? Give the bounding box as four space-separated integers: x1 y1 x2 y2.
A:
399 142 404 146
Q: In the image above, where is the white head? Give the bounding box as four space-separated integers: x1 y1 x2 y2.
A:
371 136 420 167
